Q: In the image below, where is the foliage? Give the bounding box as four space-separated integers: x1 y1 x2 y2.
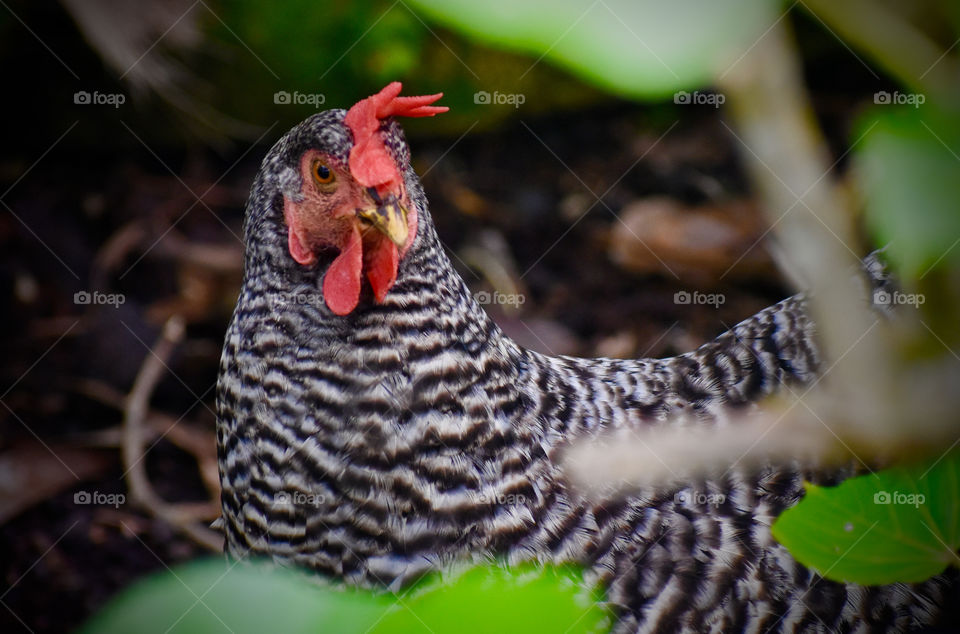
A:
204 0 426 125
196 0 599 134
80 560 608 634
374 564 608 633
772 454 960 585
855 104 960 279
408 0 776 98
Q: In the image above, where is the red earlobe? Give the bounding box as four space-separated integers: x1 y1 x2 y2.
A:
284 197 317 266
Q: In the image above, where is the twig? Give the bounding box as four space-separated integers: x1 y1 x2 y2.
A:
801 0 960 105
122 315 222 551
563 18 960 492
76 378 221 506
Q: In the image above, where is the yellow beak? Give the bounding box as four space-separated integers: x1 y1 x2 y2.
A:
357 199 409 247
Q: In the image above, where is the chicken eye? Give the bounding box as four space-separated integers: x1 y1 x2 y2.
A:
312 161 335 186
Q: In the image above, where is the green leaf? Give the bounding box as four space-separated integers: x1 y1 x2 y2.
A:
772 453 960 585
373 563 608 633
79 558 392 634
855 104 960 278
407 0 778 98
81 559 607 634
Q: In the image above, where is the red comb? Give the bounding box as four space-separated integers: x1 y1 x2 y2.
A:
344 82 448 195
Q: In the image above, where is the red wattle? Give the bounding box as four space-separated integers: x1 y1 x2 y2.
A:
323 225 363 316
366 238 398 303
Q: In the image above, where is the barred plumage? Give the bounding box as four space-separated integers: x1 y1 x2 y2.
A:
216 105 955 632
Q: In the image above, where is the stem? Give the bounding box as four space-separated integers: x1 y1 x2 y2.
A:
801 0 960 105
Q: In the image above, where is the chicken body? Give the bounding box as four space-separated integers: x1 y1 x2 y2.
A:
217 107 954 632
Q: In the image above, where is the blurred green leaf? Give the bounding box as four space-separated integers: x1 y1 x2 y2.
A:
373 564 608 633
855 104 960 278
81 559 607 634
204 0 429 124
407 0 778 98
772 453 960 585
79 559 392 634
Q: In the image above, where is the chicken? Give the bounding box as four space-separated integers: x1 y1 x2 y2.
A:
216 83 954 632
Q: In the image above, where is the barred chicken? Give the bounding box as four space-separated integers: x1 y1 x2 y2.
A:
216 82 954 632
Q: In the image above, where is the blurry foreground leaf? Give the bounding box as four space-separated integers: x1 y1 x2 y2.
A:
373 564 608 633
772 453 960 585
79 559 391 634
855 104 960 278
81 559 607 634
408 0 776 98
